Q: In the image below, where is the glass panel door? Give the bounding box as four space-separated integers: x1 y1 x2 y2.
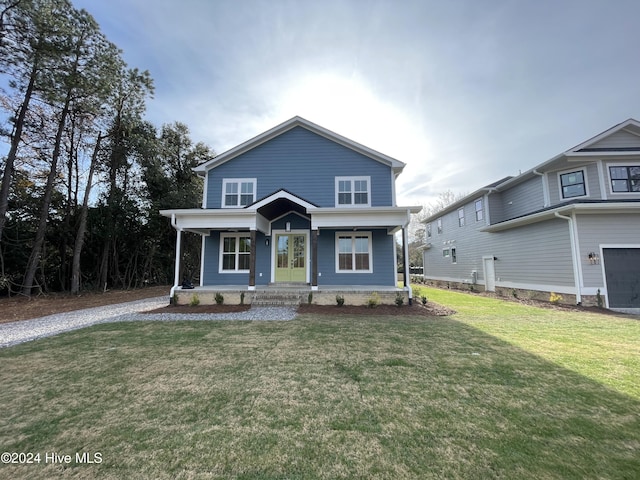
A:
274 233 306 282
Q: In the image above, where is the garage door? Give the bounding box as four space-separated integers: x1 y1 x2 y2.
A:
603 248 640 308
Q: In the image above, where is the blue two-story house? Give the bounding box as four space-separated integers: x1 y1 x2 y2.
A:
161 117 421 305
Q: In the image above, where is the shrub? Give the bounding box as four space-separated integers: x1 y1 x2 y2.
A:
215 292 224 305
512 289 518 299
189 293 200 307
395 293 404 307
336 294 345 307
308 292 313 304
367 292 380 308
240 292 245 305
596 289 603 308
421 295 428 306
549 292 563 304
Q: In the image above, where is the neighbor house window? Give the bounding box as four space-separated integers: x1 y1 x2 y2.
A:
222 178 256 207
336 232 372 272
559 170 586 198
475 198 484 221
458 207 465 227
219 233 251 272
335 176 370 207
442 248 450 257
426 223 432 238
437 218 442 234
451 247 457 263
609 165 640 192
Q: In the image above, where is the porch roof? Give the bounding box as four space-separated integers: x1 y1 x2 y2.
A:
160 204 421 235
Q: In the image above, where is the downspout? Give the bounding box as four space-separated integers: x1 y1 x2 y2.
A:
403 209 412 305
533 169 550 207
554 212 582 304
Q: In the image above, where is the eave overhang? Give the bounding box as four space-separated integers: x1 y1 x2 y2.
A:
480 202 640 233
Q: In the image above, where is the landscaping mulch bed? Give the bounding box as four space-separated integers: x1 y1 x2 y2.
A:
297 302 455 316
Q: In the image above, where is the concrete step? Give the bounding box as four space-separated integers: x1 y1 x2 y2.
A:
251 291 306 306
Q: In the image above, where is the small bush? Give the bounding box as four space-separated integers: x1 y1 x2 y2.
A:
215 292 224 305
596 289 604 308
395 293 404 307
421 295 428 306
240 292 245 305
512 289 518 299
367 292 380 308
549 292 563 304
189 293 200 307
308 292 313 304
336 294 345 307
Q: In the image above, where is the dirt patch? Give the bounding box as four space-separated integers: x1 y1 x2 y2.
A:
298 302 455 317
144 304 251 314
0 286 170 324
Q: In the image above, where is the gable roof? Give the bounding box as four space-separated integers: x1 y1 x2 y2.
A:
193 116 406 175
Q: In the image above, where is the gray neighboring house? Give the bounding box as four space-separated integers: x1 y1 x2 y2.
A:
422 118 640 313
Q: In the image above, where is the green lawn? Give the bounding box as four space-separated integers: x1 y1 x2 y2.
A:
1 289 639 479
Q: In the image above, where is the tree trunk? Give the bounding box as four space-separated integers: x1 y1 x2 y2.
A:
70 132 102 294
22 92 72 296
0 60 38 242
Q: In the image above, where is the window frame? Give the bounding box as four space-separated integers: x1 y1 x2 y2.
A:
451 247 457 264
558 169 588 199
437 217 443 234
221 178 257 208
608 164 640 194
458 207 465 227
335 231 373 273
474 198 484 221
335 176 371 207
426 223 432 238
219 232 251 273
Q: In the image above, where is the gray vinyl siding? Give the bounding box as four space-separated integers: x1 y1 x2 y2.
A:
491 176 545 223
548 163 602 204
206 126 394 208
586 130 640 149
424 205 574 289
575 213 640 288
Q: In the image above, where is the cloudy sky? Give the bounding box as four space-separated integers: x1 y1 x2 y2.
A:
73 0 640 207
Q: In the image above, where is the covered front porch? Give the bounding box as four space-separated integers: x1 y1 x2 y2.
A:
161 190 421 305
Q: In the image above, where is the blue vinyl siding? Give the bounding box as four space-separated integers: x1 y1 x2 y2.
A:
316 229 396 286
206 127 394 208
203 231 271 286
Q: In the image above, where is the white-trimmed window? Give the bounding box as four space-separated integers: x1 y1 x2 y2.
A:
222 178 256 207
335 176 370 207
437 217 443 234
609 165 640 193
442 248 450 257
559 170 587 199
458 207 465 227
475 198 484 221
451 247 457 264
426 223 432 238
219 233 251 272
336 232 372 272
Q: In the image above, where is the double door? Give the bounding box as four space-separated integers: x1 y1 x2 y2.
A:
275 233 306 282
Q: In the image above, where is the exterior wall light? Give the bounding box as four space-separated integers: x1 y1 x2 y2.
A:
587 252 600 265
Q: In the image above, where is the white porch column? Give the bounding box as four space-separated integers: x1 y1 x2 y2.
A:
402 227 412 303
170 228 183 301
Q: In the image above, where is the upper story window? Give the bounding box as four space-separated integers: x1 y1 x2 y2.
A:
437 217 442 234
335 176 370 207
609 165 640 193
222 178 256 207
475 198 484 221
458 207 465 227
426 223 432 238
559 170 587 199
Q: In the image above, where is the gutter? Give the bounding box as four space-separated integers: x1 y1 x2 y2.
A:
554 212 582 304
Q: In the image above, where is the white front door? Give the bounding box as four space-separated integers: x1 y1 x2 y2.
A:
483 256 496 292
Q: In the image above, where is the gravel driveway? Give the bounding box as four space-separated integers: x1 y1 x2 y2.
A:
0 297 298 349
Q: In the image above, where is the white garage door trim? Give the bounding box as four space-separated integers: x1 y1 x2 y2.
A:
600 243 640 312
